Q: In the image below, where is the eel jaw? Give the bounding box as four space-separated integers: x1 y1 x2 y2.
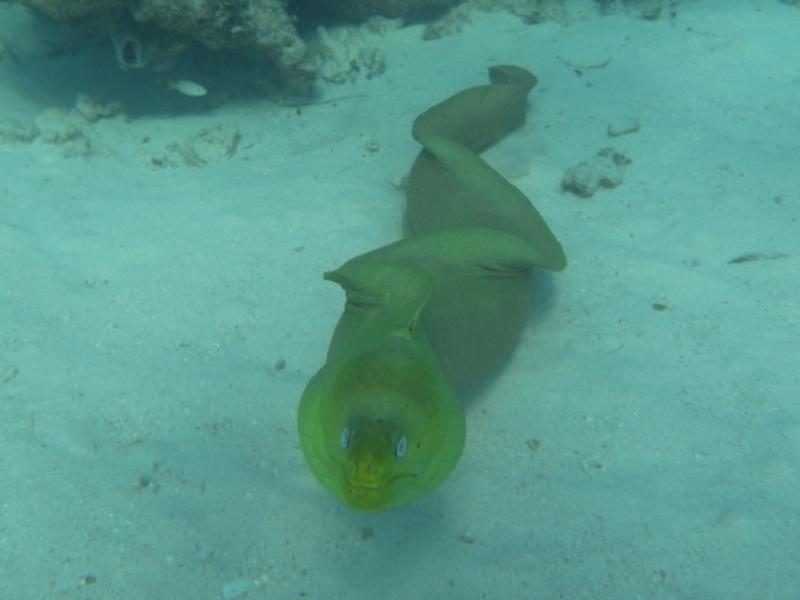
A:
341 449 393 511
342 471 418 512
340 433 416 511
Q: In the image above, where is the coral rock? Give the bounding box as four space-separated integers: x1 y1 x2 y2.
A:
308 0 458 20
20 0 124 21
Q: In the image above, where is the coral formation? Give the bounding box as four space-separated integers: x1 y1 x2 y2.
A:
0 118 38 144
19 0 123 21
470 0 568 24
17 0 314 89
307 0 459 20
312 26 386 84
128 0 312 85
13 0 657 93
594 0 676 20
562 147 632 198
0 94 123 158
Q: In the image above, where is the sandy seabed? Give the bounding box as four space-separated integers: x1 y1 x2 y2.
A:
1 1 798 599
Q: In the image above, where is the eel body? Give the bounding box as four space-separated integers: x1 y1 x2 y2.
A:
298 66 566 511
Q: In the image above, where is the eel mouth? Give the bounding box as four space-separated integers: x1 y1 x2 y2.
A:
346 471 416 489
341 469 419 511
343 476 388 511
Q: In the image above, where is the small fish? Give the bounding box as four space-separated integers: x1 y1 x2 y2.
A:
168 80 208 97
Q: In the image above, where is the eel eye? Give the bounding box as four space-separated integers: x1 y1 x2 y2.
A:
339 427 351 449
395 435 407 458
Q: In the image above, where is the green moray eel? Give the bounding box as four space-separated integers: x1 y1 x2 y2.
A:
298 66 566 511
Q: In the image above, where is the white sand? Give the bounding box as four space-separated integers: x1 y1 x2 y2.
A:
1 1 798 598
